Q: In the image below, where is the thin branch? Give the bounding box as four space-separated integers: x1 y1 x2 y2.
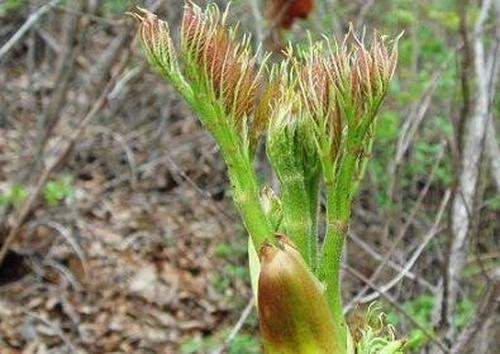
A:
352 189 451 306
40 220 87 276
346 144 446 311
249 0 265 49
348 231 436 292
485 3 500 190
450 271 500 354
394 72 441 167
91 127 139 190
0 0 60 61
444 0 497 341
34 0 84 170
355 0 376 29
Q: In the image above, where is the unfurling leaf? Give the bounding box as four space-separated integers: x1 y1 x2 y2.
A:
129 7 192 99
181 2 263 122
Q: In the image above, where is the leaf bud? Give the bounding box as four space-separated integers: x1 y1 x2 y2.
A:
258 236 345 353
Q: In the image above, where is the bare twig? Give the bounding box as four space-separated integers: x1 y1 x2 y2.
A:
450 271 500 354
107 65 144 101
44 258 82 292
348 231 436 291
249 0 265 49
0 0 60 61
485 1 500 190
350 189 451 307
164 154 238 223
18 0 127 25
355 0 376 29
394 72 442 167
40 220 87 276
443 0 498 341
34 0 84 166
88 32 132 92
346 144 446 311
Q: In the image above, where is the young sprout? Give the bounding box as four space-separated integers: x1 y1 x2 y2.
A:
181 2 262 123
131 3 400 353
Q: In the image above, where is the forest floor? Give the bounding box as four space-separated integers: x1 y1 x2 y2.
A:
0 98 270 352
1 1 499 354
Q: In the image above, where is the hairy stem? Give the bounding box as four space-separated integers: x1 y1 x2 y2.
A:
319 152 358 347
304 170 321 270
191 96 273 250
280 173 314 265
225 150 273 250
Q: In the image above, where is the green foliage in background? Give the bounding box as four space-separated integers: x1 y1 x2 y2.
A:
0 184 28 208
340 0 458 215
386 295 475 351
212 240 249 297
0 0 24 17
103 0 133 14
0 0 134 17
487 195 500 210
0 176 74 209
180 331 261 354
44 176 74 207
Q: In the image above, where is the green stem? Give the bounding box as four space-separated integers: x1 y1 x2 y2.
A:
267 127 314 264
319 152 358 348
193 98 273 250
321 218 348 345
224 149 273 250
352 136 374 196
304 168 321 271
280 173 313 265
334 153 357 221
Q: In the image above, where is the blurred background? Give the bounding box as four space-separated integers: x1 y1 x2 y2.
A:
0 0 499 353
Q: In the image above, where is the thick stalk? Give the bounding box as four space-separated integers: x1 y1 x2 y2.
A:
321 218 347 346
334 153 357 221
319 152 358 347
267 129 314 264
280 173 313 265
304 169 321 270
225 150 273 250
196 99 273 250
